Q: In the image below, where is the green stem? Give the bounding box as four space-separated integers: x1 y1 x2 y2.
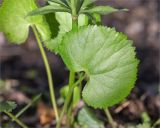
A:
71 0 78 31
32 25 59 122
104 108 116 128
4 111 28 128
56 2 79 127
66 102 73 127
69 71 75 88
66 72 75 127
56 74 86 128
71 0 77 16
15 94 41 119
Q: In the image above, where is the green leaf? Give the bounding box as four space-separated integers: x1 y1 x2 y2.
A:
81 0 97 9
28 4 70 16
49 0 69 7
59 26 139 108
44 12 88 53
86 13 101 25
60 85 80 107
0 101 17 112
81 6 128 15
78 107 104 128
136 123 151 128
56 12 88 33
0 0 51 44
141 112 151 124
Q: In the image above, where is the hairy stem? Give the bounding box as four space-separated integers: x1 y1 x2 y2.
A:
56 74 86 128
105 108 116 128
4 111 28 128
32 25 59 121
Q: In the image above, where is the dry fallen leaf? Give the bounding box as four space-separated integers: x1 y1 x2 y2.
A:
37 102 55 126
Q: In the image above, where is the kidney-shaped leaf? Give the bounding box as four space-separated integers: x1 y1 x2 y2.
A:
59 26 139 108
0 0 51 44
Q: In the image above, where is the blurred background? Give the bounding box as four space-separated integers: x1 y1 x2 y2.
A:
0 0 159 127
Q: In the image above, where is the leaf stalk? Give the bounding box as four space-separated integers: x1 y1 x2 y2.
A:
104 108 116 128
32 25 59 122
56 73 86 128
4 111 28 128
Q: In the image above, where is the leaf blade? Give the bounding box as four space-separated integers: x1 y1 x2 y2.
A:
59 26 139 108
28 5 70 16
81 6 128 15
78 107 104 128
0 101 17 112
0 0 51 44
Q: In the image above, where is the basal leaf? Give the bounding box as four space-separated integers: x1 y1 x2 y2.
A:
78 107 104 128
0 0 51 44
59 26 139 108
0 101 17 112
81 6 128 15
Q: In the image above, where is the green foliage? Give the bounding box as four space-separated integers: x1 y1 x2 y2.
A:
28 4 70 16
59 26 139 108
81 6 128 15
0 0 51 44
60 85 80 107
44 12 88 53
81 0 97 9
141 112 151 124
78 107 104 128
0 0 139 127
0 101 17 112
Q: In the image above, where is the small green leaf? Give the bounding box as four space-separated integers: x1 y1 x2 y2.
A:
78 107 105 128
81 0 97 9
59 26 139 108
0 0 51 44
141 112 151 124
60 85 80 107
0 101 17 112
49 0 69 7
28 5 70 16
136 123 151 128
81 6 128 15
86 13 101 25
